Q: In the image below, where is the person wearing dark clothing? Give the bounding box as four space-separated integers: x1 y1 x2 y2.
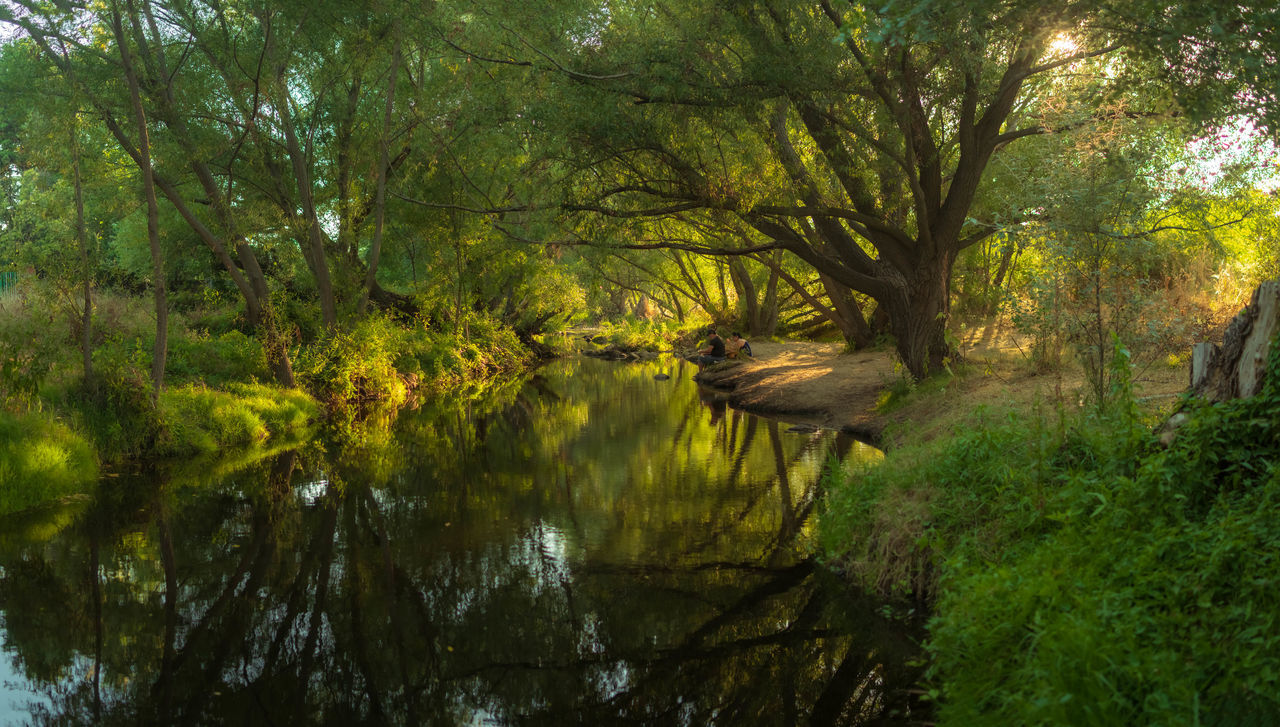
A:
704 332 725 358
688 329 726 366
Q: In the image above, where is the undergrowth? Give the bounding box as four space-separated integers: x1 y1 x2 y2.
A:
821 337 1280 724
596 316 706 352
158 383 319 457
0 286 540 513
0 412 97 513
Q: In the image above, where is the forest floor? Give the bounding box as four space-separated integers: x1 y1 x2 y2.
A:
694 321 1190 447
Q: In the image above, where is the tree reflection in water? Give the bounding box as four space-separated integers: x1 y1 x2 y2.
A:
0 357 924 725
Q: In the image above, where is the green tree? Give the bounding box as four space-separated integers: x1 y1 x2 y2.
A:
450 0 1274 377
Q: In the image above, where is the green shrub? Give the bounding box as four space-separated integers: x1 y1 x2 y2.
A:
0 331 55 412
929 383 1280 725
0 288 60 411
74 362 163 459
394 315 532 393
598 316 699 351
294 315 410 408
0 412 97 513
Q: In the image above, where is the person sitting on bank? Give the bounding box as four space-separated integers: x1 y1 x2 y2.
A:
726 332 752 359
688 329 726 365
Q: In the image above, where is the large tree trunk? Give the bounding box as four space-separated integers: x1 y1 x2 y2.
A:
818 274 874 349
882 257 953 380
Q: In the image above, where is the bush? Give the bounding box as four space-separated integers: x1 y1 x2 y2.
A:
597 316 700 352
0 330 56 412
293 315 410 408
0 284 61 411
74 362 163 459
393 314 532 393
0 412 97 513
929 380 1280 724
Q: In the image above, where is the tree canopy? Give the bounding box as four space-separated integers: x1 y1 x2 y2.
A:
0 0 1275 382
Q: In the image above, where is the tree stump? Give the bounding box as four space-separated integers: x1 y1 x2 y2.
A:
1190 280 1280 402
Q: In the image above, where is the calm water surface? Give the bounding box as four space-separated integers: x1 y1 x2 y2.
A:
0 356 924 725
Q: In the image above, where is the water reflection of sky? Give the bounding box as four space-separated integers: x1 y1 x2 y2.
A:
0 615 50 722
292 478 328 506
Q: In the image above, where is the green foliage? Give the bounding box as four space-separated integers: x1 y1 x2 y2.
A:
1114 1 1280 139
596 316 698 351
293 315 410 408
820 402 1073 598
291 313 530 409
70 361 318 461
394 313 533 393
823 334 1280 725
1007 271 1069 372
74 361 162 460
0 272 538 463
999 115 1220 395
112 204 217 290
0 280 63 412
166 329 269 386
0 411 97 513
0 327 56 413
180 293 244 336
157 383 318 457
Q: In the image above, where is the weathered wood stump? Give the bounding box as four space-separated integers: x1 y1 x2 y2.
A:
1190 280 1280 402
1159 281 1278 446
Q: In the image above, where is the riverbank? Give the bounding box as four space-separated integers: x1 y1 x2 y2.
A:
692 325 1187 446
787 317 1280 724
0 286 541 514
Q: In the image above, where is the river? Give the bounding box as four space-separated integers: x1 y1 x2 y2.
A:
0 356 924 725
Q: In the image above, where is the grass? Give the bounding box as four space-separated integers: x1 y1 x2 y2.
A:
819 337 1280 725
868 328 1187 449
158 383 320 457
0 412 98 514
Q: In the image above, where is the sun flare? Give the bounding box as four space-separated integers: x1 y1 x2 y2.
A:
1049 32 1080 57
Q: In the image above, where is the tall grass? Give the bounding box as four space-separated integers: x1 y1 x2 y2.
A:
158 383 319 457
0 412 97 513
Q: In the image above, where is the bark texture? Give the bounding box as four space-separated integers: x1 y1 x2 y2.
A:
1190 280 1280 402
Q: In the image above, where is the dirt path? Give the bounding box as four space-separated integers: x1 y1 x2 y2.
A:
693 334 1189 446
